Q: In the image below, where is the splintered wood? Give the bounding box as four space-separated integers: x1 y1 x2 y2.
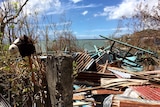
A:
101 78 149 90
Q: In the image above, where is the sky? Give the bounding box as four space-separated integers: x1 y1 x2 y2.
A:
0 0 159 39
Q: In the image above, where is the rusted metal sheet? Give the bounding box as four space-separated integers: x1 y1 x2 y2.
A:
131 86 160 101
119 100 160 107
112 95 160 107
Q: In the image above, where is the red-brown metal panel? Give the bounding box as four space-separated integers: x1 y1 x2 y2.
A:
131 86 160 101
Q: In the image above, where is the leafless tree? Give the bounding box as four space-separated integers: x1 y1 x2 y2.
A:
134 1 160 30
0 0 29 44
119 1 160 52
39 14 79 54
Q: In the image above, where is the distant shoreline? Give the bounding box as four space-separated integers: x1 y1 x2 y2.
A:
76 39 105 40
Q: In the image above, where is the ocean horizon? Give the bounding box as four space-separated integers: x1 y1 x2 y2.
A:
36 39 108 54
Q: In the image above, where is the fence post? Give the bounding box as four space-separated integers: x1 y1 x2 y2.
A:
46 55 73 107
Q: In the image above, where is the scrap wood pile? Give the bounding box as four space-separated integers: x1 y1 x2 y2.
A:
73 36 160 107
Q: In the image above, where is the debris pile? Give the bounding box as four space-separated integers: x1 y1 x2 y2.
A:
73 36 160 107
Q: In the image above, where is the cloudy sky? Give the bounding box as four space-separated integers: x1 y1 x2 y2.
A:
1 0 159 39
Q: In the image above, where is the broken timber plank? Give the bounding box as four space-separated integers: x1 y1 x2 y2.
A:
73 94 85 100
92 89 123 95
73 86 102 93
73 102 92 106
108 67 160 84
102 60 108 73
101 78 149 86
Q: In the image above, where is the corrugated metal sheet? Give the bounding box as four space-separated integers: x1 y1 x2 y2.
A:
112 95 160 107
74 52 95 72
74 52 105 72
0 94 11 107
131 86 160 101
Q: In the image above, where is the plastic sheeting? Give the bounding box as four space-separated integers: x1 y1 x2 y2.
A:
108 68 131 78
103 95 114 107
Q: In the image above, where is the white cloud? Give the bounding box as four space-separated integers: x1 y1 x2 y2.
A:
47 3 99 15
87 27 128 33
70 0 83 4
0 0 100 16
20 0 100 16
66 4 98 10
25 0 62 15
0 0 62 15
82 11 88 16
94 0 159 20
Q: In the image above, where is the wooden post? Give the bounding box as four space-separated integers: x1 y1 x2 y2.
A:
46 55 73 107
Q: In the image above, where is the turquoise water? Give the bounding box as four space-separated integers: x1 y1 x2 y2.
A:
76 39 108 51
36 39 109 54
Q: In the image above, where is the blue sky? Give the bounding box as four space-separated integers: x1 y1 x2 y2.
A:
0 0 159 39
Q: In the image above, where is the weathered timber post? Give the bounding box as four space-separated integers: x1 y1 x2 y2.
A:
46 55 73 107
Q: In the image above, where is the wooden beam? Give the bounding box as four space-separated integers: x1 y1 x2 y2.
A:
102 60 108 73
73 95 85 100
92 89 123 95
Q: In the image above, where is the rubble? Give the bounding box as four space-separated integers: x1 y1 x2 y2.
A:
73 36 160 107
